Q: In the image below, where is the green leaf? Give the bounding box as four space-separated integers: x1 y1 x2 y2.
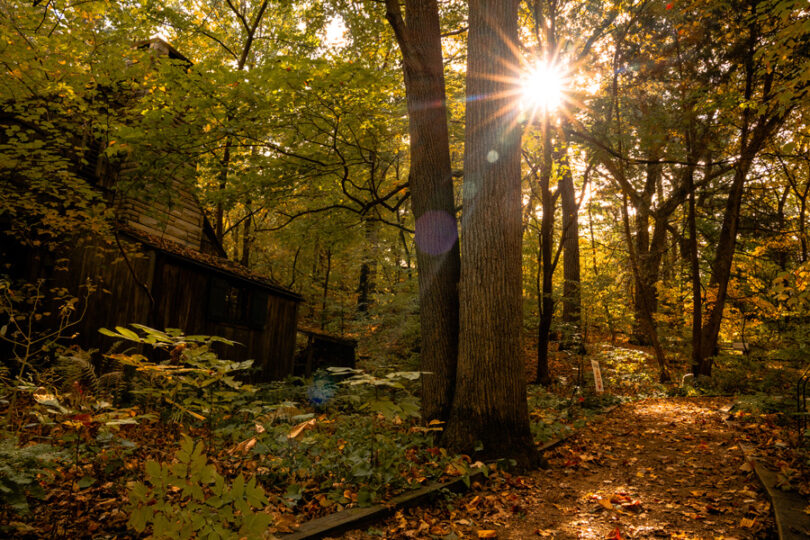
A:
284 483 302 501
77 475 95 489
145 460 162 481
114 326 141 341
98 327 119 338
231 474 245 498
129 506 148 533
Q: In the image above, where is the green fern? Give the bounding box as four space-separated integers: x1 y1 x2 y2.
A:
56 353 99 394
55 352 125 402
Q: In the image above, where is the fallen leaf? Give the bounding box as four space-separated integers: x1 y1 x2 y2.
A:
288 418 316 439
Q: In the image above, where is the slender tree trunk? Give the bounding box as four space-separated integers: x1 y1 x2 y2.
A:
536 114 554 386
396 207 413 279
444 0 538 468
557 126 582 350
799 197 807 263
385 0 460 422
687 165 704 376
588 199 616 342
357 217 377 313
320 248 332 331
215 143 230 241
240 203 252 267
213 0 270 245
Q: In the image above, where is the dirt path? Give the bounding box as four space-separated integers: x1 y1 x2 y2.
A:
338 398 775 539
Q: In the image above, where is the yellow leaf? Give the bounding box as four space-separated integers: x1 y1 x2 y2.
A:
288 418 316 439
598 498 614 511
477 531 497 538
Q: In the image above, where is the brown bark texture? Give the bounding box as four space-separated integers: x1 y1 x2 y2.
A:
444 0 538 469
385 0 460 422
536 115 554 386
557 131 582 349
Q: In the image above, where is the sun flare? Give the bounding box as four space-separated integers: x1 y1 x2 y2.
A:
521 61 567 113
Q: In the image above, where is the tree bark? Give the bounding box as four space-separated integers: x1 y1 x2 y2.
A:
688 164 704 377
320 247 331 331
240 207 252 267
357 216 377 313
696 64 787 373
630 153 661 344
621 195 671 382
443 0 538 469
385 0 460 423
536 114 554 386
557 126 582 350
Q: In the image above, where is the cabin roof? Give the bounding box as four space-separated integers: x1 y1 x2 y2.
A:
119 226 302 302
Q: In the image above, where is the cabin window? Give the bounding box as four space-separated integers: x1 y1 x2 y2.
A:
208 277 268 328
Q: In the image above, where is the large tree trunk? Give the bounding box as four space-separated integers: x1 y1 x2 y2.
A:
443 0 538 469
385 0 460 422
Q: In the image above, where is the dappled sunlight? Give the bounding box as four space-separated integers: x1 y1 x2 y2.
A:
352 399 773 539
497 398 769 539
631 400 721 423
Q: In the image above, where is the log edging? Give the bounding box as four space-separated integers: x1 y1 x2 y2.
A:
276 403 619 539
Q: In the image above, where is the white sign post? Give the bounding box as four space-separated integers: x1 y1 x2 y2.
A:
591 359 604 393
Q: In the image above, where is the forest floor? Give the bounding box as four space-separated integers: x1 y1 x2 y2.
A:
5 339 806 539
337 397 777 539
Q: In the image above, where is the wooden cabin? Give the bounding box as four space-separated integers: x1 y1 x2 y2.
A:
51 220 302 381
0 39 302 381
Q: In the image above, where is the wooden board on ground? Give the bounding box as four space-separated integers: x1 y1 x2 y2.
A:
738 442 810 540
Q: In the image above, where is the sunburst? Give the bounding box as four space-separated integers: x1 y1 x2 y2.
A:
520 60 568 117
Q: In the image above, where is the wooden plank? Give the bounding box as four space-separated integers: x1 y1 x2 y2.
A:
722 404 810 539
739 442 810 539
278 404 620 539
279 475 482 540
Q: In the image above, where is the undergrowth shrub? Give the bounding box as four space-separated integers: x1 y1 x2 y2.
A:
127 435 271 539
100 324 255 426
696 352 795 395
0 437 65 514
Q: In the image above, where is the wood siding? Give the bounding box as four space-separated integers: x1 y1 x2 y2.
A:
117 182 204 250
53 239 155 348
151 254 299 381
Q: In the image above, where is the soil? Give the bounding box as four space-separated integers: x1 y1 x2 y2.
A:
336 398 776 539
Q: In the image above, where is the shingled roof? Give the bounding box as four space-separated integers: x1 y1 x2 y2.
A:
119 226 302 302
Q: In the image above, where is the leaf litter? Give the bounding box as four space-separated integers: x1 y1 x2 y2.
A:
336 398 775 539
